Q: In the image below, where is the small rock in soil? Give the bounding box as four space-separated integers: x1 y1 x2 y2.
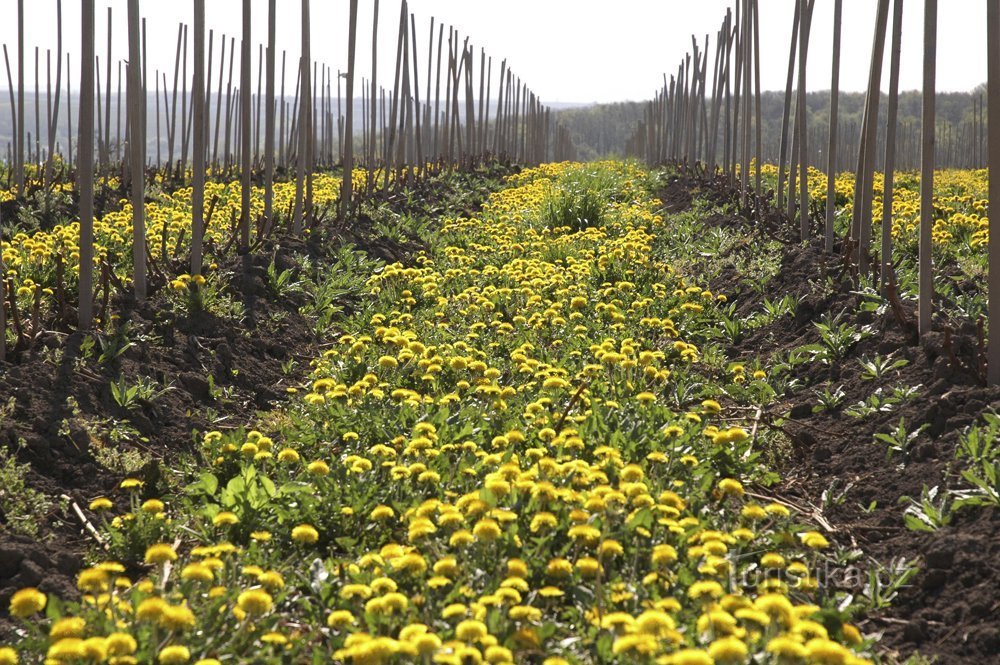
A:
902 619 928 643
969 601 992 618
932 355 954 380
789 403 812 419
924 546 955 569
13 559 44 586
920 569 947 591
913 442 937 461
180 372 212 401
0 546 24 577
927 378 949 395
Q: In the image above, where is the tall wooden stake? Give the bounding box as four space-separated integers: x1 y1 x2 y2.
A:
343 0 359 216
192 0 206 274
881 0 904 293
16 0 24 190
264 0 276 224
988 0 1000 382
127 0 146 299
293 0 311 234
796 0 811 240
918 0 936 335
825 0 842 252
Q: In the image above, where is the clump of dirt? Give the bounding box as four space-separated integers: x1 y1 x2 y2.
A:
659 172 1000 665
0 164 517 633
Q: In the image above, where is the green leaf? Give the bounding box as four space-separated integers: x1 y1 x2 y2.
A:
259 475 277 498
186 471 219 496
903 513 935 532
626 507 653 530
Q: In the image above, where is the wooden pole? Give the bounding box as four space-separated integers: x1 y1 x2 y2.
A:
741 12 751 202
383 3 405 190
192 0 206 274
94 55 104 163
142 18 147 159
47 50 52 165
856 0 891 272
168 25 182 167
16 0 24 190
77 0 96 331
104 9 112 167
464 43 475 160
205 30 214 169
492 59 505 156
127 0 146 299
293 0 311 233
400 29 413 172
35 48 40 166
918 0 936 335
334 76 340 167
730 3 742 185
443 30 453 161
288 57 301 164
410 14 423 169
3 46 17 177
279 51 286 168
212 35 227 170
265 0 276 224
434 25 444 158
426 18 434 159
988 0 1000 383
795 0 811 240
254 44 262 161
825 0 842 252
239 0 251 251
223 36 235 171
721 17 732 175
181 25 189 170
776 0 800 210
483 56 491 158
66 53 72 165
881 0 904 293
342 0 359 216
307 59 315 205
115 60 122 164
752 0 762 198
361 76 371 166
45 0 63 184
156 70 162 165
369 0 379 192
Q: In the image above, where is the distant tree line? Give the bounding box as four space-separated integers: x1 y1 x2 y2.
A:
557 88 987 169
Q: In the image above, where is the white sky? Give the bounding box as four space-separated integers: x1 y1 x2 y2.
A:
0 1 988 104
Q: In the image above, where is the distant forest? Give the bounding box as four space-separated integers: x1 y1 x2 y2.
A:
556 88 988 170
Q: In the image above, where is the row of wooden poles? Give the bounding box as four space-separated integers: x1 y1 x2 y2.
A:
2 2 574 183
0 0 578 362
627 0 1000 386
727 114 990 173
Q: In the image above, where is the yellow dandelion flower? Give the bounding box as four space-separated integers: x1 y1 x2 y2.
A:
157 645 191 664
237 589 273 616
88 497 113 511
9 588 47 618
144 543 178 565
212 511 239 526
291 524 319 544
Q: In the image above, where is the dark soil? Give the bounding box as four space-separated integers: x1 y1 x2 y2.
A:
0 163 516 635
658 172 999 665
